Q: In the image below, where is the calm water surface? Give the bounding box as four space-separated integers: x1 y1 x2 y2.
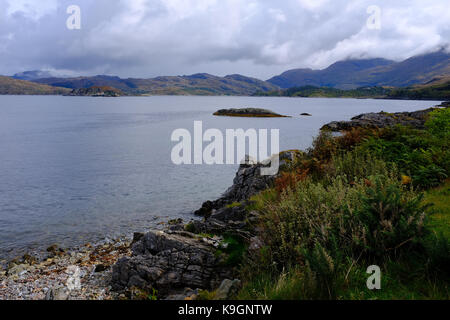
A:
0 95 440 258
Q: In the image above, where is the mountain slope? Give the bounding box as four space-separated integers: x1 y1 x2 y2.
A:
268 51 450 89
0 76 71 95
33 73 279 96
367 50 450 87
268 58 395 89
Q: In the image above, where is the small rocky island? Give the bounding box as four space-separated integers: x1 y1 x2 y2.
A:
213 108 289 118
66 86 123 97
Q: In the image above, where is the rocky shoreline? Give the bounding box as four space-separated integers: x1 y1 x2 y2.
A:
0 237 132 300
0 151 299 300
321 105 446 131
111 151 300 300
1 103 446 300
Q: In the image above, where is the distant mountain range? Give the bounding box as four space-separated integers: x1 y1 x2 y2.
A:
28 73 279 96
267 50 450 89
2 50 450 96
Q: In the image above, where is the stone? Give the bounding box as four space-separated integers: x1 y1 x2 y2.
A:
7 264 29 277
132 232 144 244
46 244 59 253
46 287 70 301
215 279 241 300
95 264 109 273
249 236 264 252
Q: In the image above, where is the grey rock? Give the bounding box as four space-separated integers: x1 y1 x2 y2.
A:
215 279 241 300
7 264 29 277
46 287 70 301
321 108 438 132
132 232 145 244
112 231 232 295
195 151 300 219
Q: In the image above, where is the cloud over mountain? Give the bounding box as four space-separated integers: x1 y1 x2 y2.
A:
0 0 449 79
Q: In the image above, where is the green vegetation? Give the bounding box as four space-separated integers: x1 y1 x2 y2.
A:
0 76 71 95
254 85 391 98
355 110 449 189
424 181 450 239
237 107 450 300
388 81 450 100
254 81 450 101
226 202 242 209
216 235 247 267
34 73 279 96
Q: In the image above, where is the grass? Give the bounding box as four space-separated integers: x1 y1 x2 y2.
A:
238 255 449 300
218 236 247 267
246 189 278 212
226 202 242 209
424 180 450 238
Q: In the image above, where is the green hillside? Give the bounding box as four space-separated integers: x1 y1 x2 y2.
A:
255 81 450 101
0 76 71 95
34 73 279 96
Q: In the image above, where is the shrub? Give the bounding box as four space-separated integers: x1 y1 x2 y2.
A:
274 170 309 194
257 152 429 271
347 177 429 259
357 125 449 189
426 107 450 139
309 131 337 161
329 150 395 183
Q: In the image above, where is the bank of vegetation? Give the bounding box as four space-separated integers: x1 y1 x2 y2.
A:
254 81 450 101
233 107 449 299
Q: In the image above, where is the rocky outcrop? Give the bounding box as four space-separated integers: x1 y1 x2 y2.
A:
112 231 232 296
67 86 123 97
111 151 301 299
213 108 289 117
195 151 301 217
321 108 438 132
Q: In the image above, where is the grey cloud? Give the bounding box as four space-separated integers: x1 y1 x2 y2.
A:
0 0 449 79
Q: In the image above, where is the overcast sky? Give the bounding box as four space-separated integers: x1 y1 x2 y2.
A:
0 0 449 79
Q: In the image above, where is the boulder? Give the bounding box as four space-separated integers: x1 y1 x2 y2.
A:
112 231 232 296
215 279 241 300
